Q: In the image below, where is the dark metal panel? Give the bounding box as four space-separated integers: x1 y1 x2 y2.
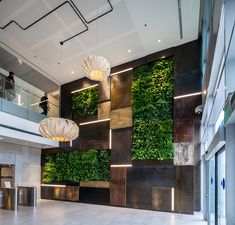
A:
174 166 194 214
111 70 132 110
111 128 132 164
126 164 174 210
59 121 110 151
152 187 172 211
79 187 110 205
110 167 126 206
174 40 201 76
174 70 202 96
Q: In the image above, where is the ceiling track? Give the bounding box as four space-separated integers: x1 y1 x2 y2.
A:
0 0 113 45
177 0 183 39
70 0 113 24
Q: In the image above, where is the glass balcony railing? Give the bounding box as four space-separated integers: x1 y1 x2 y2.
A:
0 73 59 123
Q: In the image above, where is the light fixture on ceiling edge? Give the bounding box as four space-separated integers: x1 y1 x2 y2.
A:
82 55 111 81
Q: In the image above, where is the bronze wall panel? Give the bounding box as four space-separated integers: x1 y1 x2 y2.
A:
98 77 111 103
152 187 172 211
98 101 110 120
110 107 132 129
111 71 132 110
174 166 194 214
110 167 126 206
111 128 132 164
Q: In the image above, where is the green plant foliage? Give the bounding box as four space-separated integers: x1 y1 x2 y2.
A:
42 149 110 183
72 86 98 119
132 58 174 160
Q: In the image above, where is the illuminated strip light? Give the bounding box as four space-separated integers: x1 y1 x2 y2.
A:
110 164 132 168
171 188 175 211
79 118 110 126
41 184 66 187
109 129 112 149
174 92 202 99
71 84 98 94
30 99 47 106
110 68 133 76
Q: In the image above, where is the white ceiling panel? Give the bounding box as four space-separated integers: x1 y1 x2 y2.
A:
4 14 65 48
72 0 111 21
75 1 135 50
0 0 29 24
90 31 145 66
13 1 49 27
0 0 200 85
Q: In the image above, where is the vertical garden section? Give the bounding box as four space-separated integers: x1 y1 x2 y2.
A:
132 57 174 160
43 149 111 183
71 86 98 119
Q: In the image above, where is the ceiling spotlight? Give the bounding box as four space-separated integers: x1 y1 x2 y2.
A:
18 59 23 64
71 71 74 74
128 49 131 53
157 38 161 43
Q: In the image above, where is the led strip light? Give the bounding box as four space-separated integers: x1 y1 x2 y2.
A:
79 118 110 126
71 84 98 94
174 91 202 99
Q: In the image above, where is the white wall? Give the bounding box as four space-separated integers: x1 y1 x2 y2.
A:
0 141 41 198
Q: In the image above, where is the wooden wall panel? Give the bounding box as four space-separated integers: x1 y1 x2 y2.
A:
111 71 132 110
98 101 110 119
110 107 132 129
174 166 194 214
110 167 126 206
111 128 132 164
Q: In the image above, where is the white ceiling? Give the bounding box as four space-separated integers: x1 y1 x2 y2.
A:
0 0 200 85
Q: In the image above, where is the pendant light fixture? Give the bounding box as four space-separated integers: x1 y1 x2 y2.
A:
82 0 111 81
39 117 79 143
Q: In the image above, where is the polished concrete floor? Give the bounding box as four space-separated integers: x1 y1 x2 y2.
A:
0 200 206 225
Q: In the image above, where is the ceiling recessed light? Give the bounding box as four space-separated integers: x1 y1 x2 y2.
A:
157 38 161 43
128 49 131 53
18 59 23 64
71 71 74 74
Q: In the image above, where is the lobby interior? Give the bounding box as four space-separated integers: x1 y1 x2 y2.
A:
0 0 234 225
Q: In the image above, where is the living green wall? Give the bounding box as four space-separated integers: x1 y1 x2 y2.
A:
132 58 174 160
43 149 110 183
72 86 98 119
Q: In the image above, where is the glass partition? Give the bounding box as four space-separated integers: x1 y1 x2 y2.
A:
0 73 59 122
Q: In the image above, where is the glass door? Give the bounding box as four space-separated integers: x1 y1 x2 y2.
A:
217 149 226 225
208 156 216 225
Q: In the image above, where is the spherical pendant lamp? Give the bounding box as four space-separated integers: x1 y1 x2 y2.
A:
82 55 111 81
39 117 79 142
